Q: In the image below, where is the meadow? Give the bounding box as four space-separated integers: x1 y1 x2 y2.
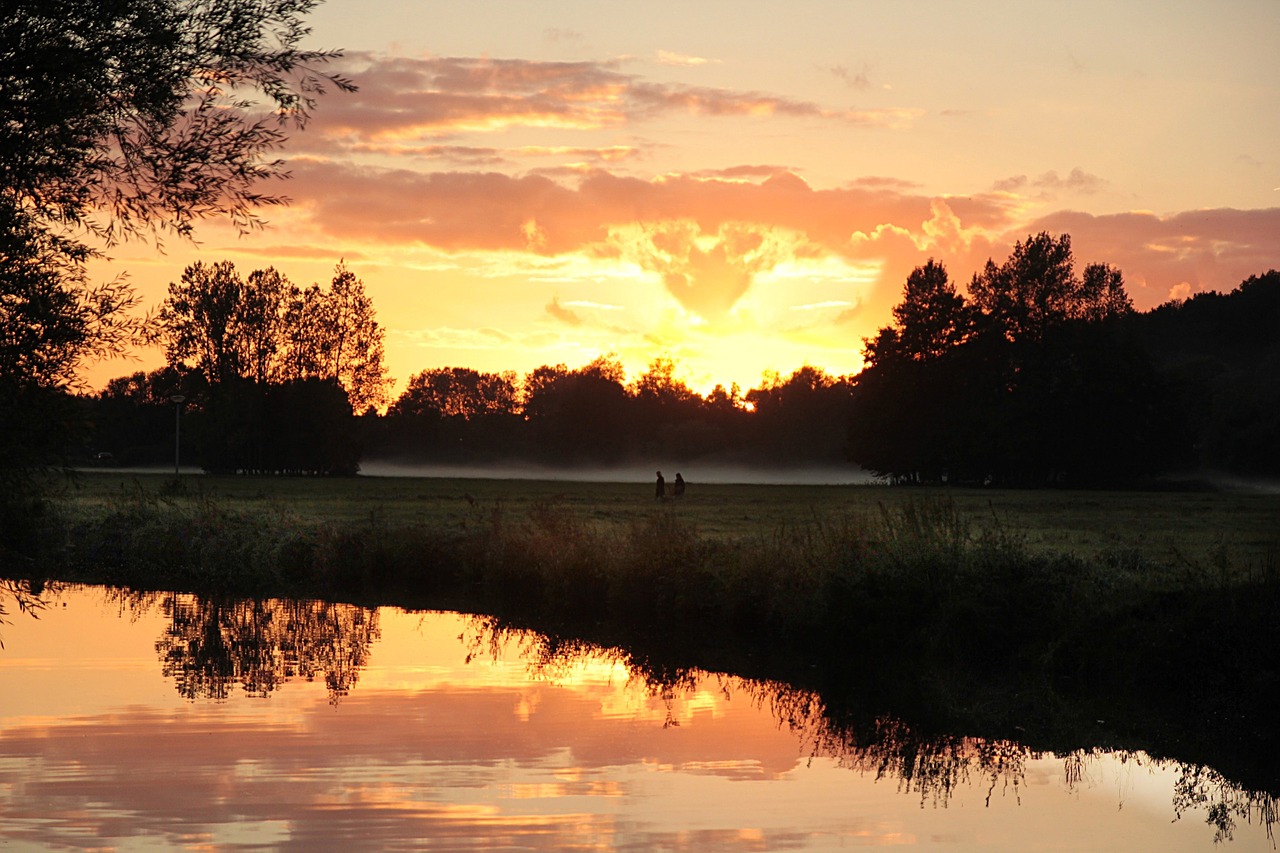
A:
57 468 1280 566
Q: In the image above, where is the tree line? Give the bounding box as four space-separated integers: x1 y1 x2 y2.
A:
76 237 1280 484
2 0 353 554
86 260 388 475
851 236 1278 485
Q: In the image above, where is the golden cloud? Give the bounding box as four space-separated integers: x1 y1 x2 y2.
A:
287 158 1278 319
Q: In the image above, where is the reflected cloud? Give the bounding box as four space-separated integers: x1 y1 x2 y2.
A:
2 588 1275 850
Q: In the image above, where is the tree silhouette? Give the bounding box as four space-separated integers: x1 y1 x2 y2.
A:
969 232 1131 345
747 366 855 464
877 260 975 364
2 0 351 530
157 261 390 413
851 237 1165 485
383 366 522 462
523 358 632 463
1134 270 1280 476
2 0 353 245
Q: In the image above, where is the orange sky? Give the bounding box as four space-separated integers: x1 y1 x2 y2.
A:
85 0 1280 398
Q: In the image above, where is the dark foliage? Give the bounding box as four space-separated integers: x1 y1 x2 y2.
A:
2 0 351 545
851 239 1271 485
197 378 360 475
1133 271 1280 477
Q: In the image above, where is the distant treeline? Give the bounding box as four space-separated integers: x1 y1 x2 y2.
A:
75 239 1279 485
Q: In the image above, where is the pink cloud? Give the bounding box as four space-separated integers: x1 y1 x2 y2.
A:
1027 207 1280 307
287 158 1278 320
300 53 923 155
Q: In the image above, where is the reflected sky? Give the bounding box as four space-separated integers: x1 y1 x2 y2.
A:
0 586 1273 851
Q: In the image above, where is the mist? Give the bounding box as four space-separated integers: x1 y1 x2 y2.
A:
357 459 880 486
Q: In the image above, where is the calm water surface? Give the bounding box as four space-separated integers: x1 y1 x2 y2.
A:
0 584 1273 851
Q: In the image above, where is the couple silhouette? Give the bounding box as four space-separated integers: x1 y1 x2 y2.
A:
655 471 685 500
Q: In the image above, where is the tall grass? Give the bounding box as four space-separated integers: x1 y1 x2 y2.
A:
42 488 1277 675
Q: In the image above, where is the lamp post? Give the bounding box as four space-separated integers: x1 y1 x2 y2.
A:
170 395 186 477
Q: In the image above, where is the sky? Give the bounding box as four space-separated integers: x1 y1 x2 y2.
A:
86 0 1280 398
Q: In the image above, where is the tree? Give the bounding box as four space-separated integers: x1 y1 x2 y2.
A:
88 366 197 465
522 359 632 464
850 236 1154 485
2 0 351 535
383 367 521 462
156 260 391 413
392 368 519 420
3 0 353 390
968 232 1131 344
1 202 146 556
883 260 974 363
240 267 293 385
629 357 705 457
311 263 392 413
747 366 855 464
198 377 359 475
2 0 353 245
157 261 250 384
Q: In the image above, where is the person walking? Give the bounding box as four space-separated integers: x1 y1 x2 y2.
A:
655 470 665 500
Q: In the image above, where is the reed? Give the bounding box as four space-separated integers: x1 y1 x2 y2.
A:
43 487 1278 675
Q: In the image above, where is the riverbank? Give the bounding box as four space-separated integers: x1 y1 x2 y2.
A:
11 472 1280 796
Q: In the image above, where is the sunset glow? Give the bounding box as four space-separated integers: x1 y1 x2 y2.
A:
85 0 1280 397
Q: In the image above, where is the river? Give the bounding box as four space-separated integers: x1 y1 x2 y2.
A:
0 583 1273 851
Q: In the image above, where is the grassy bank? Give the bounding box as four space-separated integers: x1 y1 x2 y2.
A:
15 471 1280 794
53 469 1280 562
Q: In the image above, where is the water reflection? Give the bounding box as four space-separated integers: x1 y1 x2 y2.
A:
0 578 51 643
155 594 379 701
0 583 1276 851
463 615 1280 847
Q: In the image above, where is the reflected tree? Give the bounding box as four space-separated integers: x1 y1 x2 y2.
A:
457 613 1278 842
1173 763 1280 845
0 578 60 647
156 594 380 703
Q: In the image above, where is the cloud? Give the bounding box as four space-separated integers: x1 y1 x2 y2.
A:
656 50 719 67
546 296 584 326
829 64 872 91
286 158 1278 319
286 162 1007 319
544 28 584 45
300 53 923 159
392 326 516 349
1026 207 1280 305
687 165 804 181
993 168 1106 197
0 675 812 850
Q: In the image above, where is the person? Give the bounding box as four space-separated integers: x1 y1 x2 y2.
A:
673 473 685 498
655 470 665 500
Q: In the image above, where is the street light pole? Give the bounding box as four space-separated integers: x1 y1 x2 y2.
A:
170 395 186 476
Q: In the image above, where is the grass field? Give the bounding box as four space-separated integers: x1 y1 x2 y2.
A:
58 468 1280 567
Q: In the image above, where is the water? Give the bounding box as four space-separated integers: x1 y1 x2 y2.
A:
1 584 1274 851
